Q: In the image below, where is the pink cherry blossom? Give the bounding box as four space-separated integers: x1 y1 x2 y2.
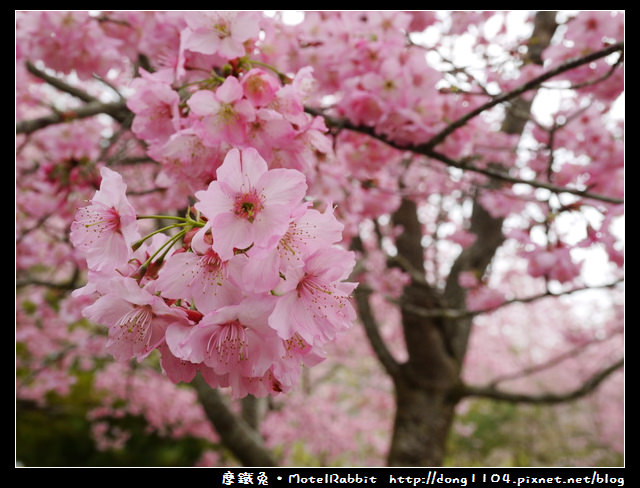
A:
238 202 345 294
146 127 226 204
153 248 242 314
90 361 217 443
187 76 255 146
526 245 583 284
16 10 625 463
269 247 358 346
194 147 308 260
199 365 290 400
166 298 278 376
244 107 297 162
127 69 181 144
158 343 199 384
70 166 140 272
164 296 303 398
82 276 190 362
182 11 261 60
16 11 124 79
240 68 281 107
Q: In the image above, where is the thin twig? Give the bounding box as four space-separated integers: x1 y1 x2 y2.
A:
305 42 625 206
392 278 624 320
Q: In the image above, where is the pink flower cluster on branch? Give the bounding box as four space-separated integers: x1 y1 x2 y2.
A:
71 150 357 399
62 11 359 399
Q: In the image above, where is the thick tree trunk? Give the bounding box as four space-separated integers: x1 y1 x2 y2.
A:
388 372 457 466
387 198 460 467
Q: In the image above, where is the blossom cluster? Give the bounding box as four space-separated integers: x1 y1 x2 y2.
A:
58 11 360 399
71 148 357 399
123 12 334 209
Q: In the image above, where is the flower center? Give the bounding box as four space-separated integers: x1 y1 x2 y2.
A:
217 103 237 123
201 249 222 269
206 320 248 364
233 190 263 223
80 204 121 235
115 305 153 344
213 21 231 38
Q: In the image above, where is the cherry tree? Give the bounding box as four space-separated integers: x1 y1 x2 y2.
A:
16 10 624 467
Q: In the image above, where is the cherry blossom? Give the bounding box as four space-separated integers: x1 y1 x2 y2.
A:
165 297 280 377
269 247 358 346
64 144 356 401
16 11 124 79
237 202 345 294
194 147 308 260
127 69 181 144
240 68 281 107
153 247 242 314
182 11 261 60
526 245 583 284
188 76 256 146
82 277 191 362
69 167 140 273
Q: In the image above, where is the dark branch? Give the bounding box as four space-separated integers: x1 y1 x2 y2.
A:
424 41 623 149
306 107 623 205
395 279 624 320
305 42 625 205
16 100 130 135
18 60 133 134
192 375 278 467
426 149 624 205
351 236 402 379
354 286 402 379
25 60 97 103
16 277 80 291
455 358 623 404
487 329 623 388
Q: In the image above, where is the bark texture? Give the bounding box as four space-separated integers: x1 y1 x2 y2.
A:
193 375 278 467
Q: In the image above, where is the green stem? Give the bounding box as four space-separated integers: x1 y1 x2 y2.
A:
246 59 291 83
155 230 187 264
178 73 226 92
132 222 191 251
137 228 187 274
137 215 190 222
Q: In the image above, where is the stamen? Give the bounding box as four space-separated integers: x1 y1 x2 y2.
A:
233 189 264 223
115 306 153 345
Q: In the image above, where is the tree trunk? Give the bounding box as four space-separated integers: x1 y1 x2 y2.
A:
388 370 457 466
387 198 460 466
385 12 558 467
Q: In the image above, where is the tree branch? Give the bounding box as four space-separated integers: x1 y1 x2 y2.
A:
306 107 623 205
18 60 133 134
354 286 402 379
391 197 459 384
191 375 278 467
305 42 625 205
351 236 402 379
487 329 623 388
423 41 623 150
25 60 97 103
455 357 623 404
395 279 624 320
426 149 623 205
16 100 130 135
